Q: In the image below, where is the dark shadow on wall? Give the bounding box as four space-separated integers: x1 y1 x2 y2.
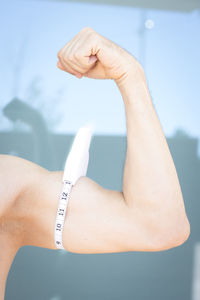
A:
2 98 56 170
0 100 199 300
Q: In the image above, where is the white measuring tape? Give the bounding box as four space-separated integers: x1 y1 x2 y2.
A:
54 126 93 250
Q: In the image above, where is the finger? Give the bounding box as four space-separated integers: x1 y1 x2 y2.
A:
57 35 79 70
57 31 81 58
58 58 83 78
61 41 89 74
57 60 65 70
62 29 98 73
64 56 89 74
57 27 97 77
67 32 92 68
68 51 98 73
58 39 84 77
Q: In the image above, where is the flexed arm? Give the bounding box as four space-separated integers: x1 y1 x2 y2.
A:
0 26 190 300
56 26 190 250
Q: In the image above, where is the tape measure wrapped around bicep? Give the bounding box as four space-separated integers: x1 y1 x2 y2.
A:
54 125 94 250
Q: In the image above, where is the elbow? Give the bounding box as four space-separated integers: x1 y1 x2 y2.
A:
149 215 191 251
172 216 191 247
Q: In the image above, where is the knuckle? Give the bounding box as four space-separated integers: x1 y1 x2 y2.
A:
89 30 100 43
74 52 81 60
81 26 93 32
57 51 62 60
67 54 74 62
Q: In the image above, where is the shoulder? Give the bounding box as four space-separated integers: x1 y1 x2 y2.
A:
0 154 48 219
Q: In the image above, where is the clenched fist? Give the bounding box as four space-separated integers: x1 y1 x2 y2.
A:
57 27 143 84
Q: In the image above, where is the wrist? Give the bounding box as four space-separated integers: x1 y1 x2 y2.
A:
114 63 152 108
114 62 146 92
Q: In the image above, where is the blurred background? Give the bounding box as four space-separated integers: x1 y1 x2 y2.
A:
0 0 200 299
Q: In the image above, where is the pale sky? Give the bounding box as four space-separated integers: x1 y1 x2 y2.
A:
0 0 199 142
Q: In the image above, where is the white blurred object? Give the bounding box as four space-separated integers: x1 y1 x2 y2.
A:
63 125 94 184
145 19 155 29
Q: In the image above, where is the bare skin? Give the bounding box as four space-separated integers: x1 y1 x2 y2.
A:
0 27 190 299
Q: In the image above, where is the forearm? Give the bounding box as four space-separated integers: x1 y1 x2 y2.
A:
115 66 190 246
